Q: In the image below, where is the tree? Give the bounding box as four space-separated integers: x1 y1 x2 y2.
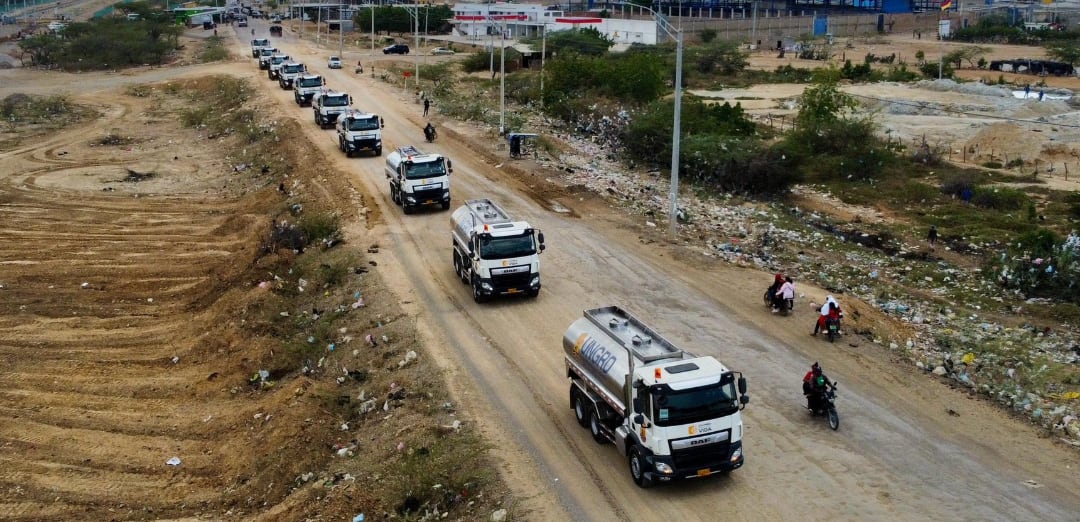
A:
1045 41 1080 66
944 45 990 69
543 27 612 57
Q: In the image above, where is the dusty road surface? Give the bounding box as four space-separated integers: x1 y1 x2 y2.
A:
239 19 1080 521
1 15 1078 521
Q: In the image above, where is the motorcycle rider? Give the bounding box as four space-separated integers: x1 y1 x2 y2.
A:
773 276 795 313
813 295 841 335
802 363 834 413
424 122 436 142
766 273 784 310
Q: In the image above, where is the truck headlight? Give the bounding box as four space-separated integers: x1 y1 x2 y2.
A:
730 447 742 462
481 282 493 291
530 276 540 287
654 462 673 475
375 140 382 145
405 197 416 203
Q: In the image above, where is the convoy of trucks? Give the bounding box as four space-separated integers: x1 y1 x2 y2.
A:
451 199 544 301
564 306 750 487
336 109 384 157
385 146 453 215
248 38 754 490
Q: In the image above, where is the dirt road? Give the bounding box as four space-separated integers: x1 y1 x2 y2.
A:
237 19 1080 521
1 18 1077 521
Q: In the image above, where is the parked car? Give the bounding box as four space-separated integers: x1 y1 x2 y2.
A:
431 47 455 56
237 17 248 27
327 56 343 69
383 44 410 55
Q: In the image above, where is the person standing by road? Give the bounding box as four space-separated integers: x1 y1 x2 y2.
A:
927 224 938 248
423 98 430 117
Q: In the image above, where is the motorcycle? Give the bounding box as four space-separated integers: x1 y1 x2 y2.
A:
424 125 437 143
354 65 363 74
763 288 793 315
808 383 840 430
824 316 841 342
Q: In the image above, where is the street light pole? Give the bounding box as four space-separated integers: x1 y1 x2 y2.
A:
499 19 505 135
640 6 685 238
338 3 344 58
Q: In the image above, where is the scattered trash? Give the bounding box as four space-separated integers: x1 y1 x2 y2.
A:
352 514 365 522
171 356 180 364
166 457 182 466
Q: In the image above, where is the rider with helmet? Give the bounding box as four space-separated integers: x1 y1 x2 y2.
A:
424 122 436 143
802 362 834 413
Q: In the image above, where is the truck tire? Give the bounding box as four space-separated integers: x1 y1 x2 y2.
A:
472 279 487 303
375 147 382 157
441 201 451 211
630 450 654 489
589 409 608 444
403 203 414 215
527 288 539 298
572 389 589 427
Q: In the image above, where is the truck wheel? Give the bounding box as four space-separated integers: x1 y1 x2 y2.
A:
441 201 451 210
375 147 382 157
630 450 654 488
527 288 539 298
472 280 487 303
572 390 589 427
403 204 415 215
589 409 608 445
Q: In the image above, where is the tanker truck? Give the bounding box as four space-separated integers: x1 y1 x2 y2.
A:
565 306 750 488
451 199 544 302
384 145 452 213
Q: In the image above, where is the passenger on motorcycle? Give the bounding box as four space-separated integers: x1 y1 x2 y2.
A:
813 295 842 335
802 363 834 412
423 122 436 142
766 273 784 310
773 276 795 313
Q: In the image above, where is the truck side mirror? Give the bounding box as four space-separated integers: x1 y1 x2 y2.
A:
738 376 747 395
348 96 353 105
447 159 453 173
632 397 642 414
380 117 385 128
537 231 545 252
740 395 750 405
633 414 644 426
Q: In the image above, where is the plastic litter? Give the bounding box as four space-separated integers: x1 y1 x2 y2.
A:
166 457 181 466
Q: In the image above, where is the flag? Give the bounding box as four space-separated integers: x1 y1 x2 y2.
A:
941 0 953 10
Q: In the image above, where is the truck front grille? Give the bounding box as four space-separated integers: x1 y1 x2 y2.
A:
670 440 730 471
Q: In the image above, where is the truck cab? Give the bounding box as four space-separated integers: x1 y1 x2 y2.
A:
250 38 270 58
293 74 325 106
278 62 306 89
451 199 544 301
267 54 291 80
257 47 278 69
385 146 452 215
311 90 351 128
337 109 384 157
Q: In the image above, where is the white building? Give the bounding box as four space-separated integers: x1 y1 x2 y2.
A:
451 2 657 45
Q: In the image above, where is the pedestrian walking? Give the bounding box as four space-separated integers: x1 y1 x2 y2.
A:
423 98 430 117
1024 84 1031 98
1038 89 1045 102
927 224 938 249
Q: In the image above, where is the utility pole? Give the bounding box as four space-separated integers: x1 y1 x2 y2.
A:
370 3 374 57
338 3 343 57
540 23 546 108
499 18 505 135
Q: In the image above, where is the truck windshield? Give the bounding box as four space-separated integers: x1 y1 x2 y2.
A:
478 232 536 260
347 117 380 131
284 65 303 73
253 39 268 47
323 95 349 107
261 50 273 56
403 160 446 180
651 382 739 427
298 78 321 88
271 58 285 64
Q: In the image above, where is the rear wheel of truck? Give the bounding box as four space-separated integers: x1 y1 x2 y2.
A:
589 409 607 444
630 450 654 488
572 389 589 427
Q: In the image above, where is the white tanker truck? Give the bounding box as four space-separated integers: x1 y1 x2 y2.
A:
451 199 544 302
565 306 750 488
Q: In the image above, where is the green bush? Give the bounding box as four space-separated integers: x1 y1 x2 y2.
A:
970 186 1027 211
939 170 981 197
1066 193 1080 219
199 35 228 62
298 212 341 244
